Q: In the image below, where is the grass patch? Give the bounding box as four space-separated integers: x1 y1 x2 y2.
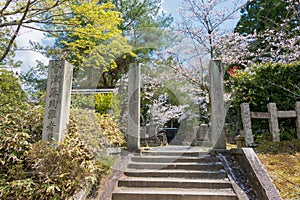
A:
255 139 300 200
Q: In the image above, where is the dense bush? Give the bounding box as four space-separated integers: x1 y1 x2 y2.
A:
0 107 116 200
0 106 123 199
0 69 44 143
71 94 96 109
97 114 125 147
70 109 125 157
0 70 43 183
0 132 109 200
0 103 44 142
95 93 113 114
0 69 27 107
0 70 123 199
225 62 300 141
0 131 32 182
71 93 120 117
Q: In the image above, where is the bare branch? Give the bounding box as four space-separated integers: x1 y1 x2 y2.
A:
0 0 13 16
21 24 66 34
0 0 31 63
270 82 300 99
212 5 242 30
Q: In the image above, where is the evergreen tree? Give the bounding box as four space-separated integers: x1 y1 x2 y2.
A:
235 0 299 34
98 0 174 87
233 0 299 63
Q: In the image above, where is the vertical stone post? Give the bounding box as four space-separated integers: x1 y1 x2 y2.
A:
267 103 280 142
209 60 226 149
200 124 209 140
42 60 73 143
295 102 300 139
127 63 141 150
240 103 254 146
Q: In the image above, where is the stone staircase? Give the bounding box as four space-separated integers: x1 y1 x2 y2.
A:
112 146 239 200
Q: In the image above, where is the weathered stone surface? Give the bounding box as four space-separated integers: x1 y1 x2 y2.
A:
200 124 209 140
250 111 269 119
209 60 226 149
42 60 73 143
240 103 254 145
277 110 296 118
242 102 300 142
267 103 280 142
127 63 141 150
112 147 237 200
231 148 282 200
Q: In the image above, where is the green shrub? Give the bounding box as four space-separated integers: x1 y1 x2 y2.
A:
0 103 44 142
97 114 125 147
0 105 117 199
226 62 300 139
72 93 121 117
71 94 96 109
279 120 296 141
0 132 111 200
95 93 113 114
0 69 27 107
0 71 121 199
70 109 110 158
0 131 32 182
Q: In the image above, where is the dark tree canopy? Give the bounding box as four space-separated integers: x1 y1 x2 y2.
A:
235 0 299 34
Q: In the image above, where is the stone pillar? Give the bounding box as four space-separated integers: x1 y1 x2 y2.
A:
127 63 141 150
42 60 73 143
267 103 280 142
200 124 209 140
240 103 254 146
295 102 300 139
194 126 200 140
209 60 226 149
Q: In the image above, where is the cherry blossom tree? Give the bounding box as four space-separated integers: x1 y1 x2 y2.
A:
155 0 248 95
141 64 198 128
178 0 246 59
114 63 201 129
219 0 299 65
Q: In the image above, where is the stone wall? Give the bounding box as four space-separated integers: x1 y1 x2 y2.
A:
231 148 282 200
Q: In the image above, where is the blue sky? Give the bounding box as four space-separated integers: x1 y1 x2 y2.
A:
162 0 182 19
162 0 245 30
16 0 184 73
15 0 244 73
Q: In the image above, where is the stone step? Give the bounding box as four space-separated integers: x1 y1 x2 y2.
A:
194 141 212 147
124 169 227 179
128 162 224 170
141 151 208 157
111 147 238 200
131 155 219 163
112 187 237 200
118 177 232 189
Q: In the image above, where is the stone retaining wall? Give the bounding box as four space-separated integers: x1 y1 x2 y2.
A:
230 148 282 200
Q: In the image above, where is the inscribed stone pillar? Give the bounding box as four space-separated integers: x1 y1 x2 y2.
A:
42 60 73 143
267 103 280 142
295 102 300 139
240 103 254 146
209 60 226 149
127 63 141 150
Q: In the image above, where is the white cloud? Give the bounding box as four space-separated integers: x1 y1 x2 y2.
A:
15 28 50 73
